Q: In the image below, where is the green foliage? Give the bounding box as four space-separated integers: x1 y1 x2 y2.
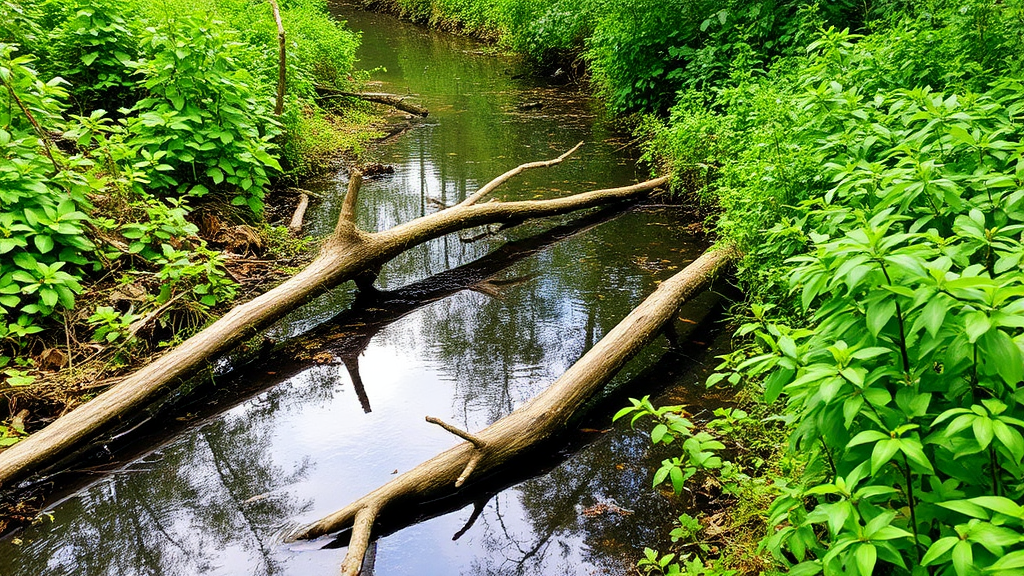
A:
0 0 363 373
87 305 142 343
734 74 1024 575
127 16 281 214
46 0 139 110
625 3 1024 572
617 397 710 495
0 44 94 344
637 546 739 576
655 20 1024 575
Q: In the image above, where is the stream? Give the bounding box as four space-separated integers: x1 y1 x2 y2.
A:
0 5 733 575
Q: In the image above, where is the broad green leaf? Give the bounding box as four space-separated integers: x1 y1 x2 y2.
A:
974 417 995 449
849 430 888 447
993 420 1024 463
938 499 990 519
968 496 1024 517
990 550 1024 571
951 540 973 576
867 299 896 337
651 424 668 444
788 561 822 576
899 438 934 473
919 296 948 337
855 544 876 576
871 438 900 474
764 368 794 403
964 311 992 343
980 329 1024 385
921 536 958 565
33 234 53 254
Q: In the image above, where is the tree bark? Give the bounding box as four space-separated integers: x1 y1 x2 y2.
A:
0 145 667 488
287 246 738 576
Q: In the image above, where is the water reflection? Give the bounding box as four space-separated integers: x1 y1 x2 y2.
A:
0 6 720 576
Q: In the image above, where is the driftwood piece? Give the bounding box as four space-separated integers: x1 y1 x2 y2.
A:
315 85 429 117
288 193 310 235
288 246 738 575
0 144 667 488
269 0 286 116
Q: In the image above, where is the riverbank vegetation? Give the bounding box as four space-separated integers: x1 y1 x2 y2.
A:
359 0 1024 574
0 0 379 433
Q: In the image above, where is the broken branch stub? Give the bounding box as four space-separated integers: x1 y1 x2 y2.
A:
268 0 286 116
0 143 666 489
289 246 738 576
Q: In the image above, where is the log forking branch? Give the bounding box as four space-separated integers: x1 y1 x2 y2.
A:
289 247 739 576
458 141 583 207
0 140 668 495
425 416 485 487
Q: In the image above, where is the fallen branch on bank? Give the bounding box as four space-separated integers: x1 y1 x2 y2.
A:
288 192 310 235
315 85 429 117
0 143 667 489
288 246 738 575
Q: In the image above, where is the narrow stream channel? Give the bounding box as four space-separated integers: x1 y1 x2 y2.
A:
0 6 733 575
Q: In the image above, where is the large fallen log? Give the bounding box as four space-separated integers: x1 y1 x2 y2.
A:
0 143 667 488
315 85 429 117
288 245 738 575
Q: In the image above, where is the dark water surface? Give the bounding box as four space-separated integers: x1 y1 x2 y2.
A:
0 5 731 575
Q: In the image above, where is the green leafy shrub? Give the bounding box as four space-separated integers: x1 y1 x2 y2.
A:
126 16 282 215
46 0 139 110
0 44 94 343
739 74 1024 576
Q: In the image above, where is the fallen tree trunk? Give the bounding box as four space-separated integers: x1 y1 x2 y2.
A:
288 246 738 575
0 143 666 488
315 85 429 117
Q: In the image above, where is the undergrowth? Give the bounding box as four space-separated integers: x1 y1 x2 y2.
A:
621 1 1024 574
0 0 376 423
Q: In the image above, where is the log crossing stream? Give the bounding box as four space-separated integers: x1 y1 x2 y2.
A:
0 5 732 575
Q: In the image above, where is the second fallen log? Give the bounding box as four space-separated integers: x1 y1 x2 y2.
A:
288 245 739 576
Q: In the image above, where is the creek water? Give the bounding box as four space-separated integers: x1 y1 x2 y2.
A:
0 5 733 575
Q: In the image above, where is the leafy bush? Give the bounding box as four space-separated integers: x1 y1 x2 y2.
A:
0 44 94 345
46 0 139 110
626 1 1024 572
125 15 282 214
734 71 1024 576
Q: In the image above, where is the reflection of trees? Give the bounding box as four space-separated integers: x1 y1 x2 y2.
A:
459 343 727 576
410 208 706 430
0 6 720 573
0 404 309 576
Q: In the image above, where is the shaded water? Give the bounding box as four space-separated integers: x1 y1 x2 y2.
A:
0 6 732 575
